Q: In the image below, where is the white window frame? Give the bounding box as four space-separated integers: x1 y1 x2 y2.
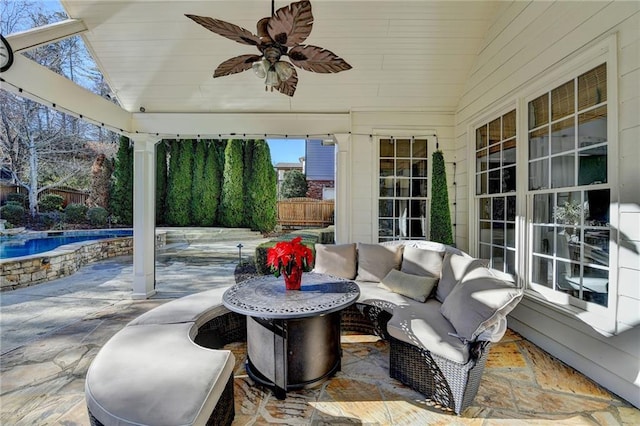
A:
523 37 619 333
373 129 437 242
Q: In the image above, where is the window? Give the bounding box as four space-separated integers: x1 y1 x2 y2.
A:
378 138 428 242
528 64 610 307
475 110 517 274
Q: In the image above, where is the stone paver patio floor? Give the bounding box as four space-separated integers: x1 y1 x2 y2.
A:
1 238 638 425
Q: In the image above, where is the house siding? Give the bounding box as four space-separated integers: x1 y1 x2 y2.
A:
454 1 639 408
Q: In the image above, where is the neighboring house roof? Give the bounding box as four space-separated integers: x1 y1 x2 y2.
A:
274 162 303 169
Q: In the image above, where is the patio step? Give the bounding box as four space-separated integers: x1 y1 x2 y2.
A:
161 227 264 245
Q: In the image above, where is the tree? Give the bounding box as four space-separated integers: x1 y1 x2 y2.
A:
191 140 208 226
245 139 277 232
155 141 168 225
110 136 133 224
201 141 221 226
430 150 453 245
280 169 307 199
87 153 113 209
219 139 244 227
166 140 193 226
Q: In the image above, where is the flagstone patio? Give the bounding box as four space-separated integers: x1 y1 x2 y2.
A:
1 234 638 425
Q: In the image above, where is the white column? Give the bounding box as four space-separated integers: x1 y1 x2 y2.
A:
334 133 352 244
131 134 159 299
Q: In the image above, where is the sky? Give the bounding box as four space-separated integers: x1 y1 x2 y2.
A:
267 139 305 165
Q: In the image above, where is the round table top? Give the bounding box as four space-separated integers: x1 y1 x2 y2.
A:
222 273 360 319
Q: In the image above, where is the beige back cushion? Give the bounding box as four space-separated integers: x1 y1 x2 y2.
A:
356 243 403 282
313 243 357 279
400 246 444 277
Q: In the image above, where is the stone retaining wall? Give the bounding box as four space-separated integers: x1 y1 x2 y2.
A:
1 232 166 291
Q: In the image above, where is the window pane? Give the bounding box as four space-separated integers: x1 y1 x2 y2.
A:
529 94 549 128
556 259 579 296
413 139 428 158
502 139 516 167
582 266 608 306
379 199 393 217
529 128 549 159
380 139 393 157
578 105 607 148
489 118 501 145
551 117 575 154
397 139 411 157
476 125 487 149
506 222 516 248
480 198 491 220
506 250 516 275
488 144 501 170
533 193 553 223
396 179 410 197
532 255 553 288
492 246 505 271
578 146 607 185
489 170 501 194
503 110 516 139
408 199 427 238
551 154 575 188
480 243 491 261
492 197 505 220
477 172 487 194
551 80 575 121
493 222 504 245
380 159 394 176
412 159 428 177
412 178 427 197
506 196 516 221
529 159 549 190
578 63 607 110
396 159 411 177
379 219 393 237
555 191 582 226
583 230 609 267
503 166 516 193
532 225 554 254
476 149 488 172
585 189 610 226
380 178 394 197
480 221 491 243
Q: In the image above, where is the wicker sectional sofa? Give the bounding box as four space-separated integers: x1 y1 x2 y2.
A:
313 240 523 414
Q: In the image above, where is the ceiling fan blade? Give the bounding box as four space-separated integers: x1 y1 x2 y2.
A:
185 14 260 46
276 67 298 97
214 54 262 78
256 17 273 42
267 0 313 47
288 45 352 73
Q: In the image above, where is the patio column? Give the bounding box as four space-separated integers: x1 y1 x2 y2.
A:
131 134 159 299
334 133 352 244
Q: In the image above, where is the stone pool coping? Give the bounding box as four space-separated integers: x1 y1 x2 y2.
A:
1 230 166 291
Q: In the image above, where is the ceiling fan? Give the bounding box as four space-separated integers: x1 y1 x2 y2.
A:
186 0 351 96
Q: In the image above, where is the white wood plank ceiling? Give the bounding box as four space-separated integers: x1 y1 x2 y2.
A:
60 0 500 114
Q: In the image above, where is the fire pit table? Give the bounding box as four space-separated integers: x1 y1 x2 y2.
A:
222 273 360 399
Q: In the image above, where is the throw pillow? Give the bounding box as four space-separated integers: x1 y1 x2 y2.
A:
440 275 523 342
378 269 438 303
313 243 357 279
436 252 487 303
356 243 403 282
401 246 444 277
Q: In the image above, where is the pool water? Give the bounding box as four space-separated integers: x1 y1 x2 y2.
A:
0 230 133 259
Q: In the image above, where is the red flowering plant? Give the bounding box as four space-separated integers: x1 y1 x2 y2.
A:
266 236 314 278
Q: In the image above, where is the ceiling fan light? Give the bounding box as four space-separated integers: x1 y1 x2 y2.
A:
252 60 268 79
265 68 279 87
274 61 293 81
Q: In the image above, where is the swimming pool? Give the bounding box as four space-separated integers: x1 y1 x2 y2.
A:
0 229 133 259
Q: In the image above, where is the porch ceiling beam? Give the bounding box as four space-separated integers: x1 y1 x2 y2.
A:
6 19 88 52
132 112 350 138
1 55 132 132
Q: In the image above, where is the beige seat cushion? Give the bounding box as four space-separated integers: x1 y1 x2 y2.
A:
313 243 357 279
356 243 403 282
387 299 471 364
85 322 235 426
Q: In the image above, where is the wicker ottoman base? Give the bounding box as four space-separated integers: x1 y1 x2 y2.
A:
389 336 490 415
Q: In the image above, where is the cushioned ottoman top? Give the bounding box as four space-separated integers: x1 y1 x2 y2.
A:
85 322 235 426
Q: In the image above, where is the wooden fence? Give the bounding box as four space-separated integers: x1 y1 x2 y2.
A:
0 184 89 207
277 197 334 229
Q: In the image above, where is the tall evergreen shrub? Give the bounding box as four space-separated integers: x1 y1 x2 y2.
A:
280 169 307 198
155 141 168 225
245 139 277 232
201 141 221 226
166 140 193 226
219 139 244 227
430 150 454 245
191 140 208 226
110 136 133 225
